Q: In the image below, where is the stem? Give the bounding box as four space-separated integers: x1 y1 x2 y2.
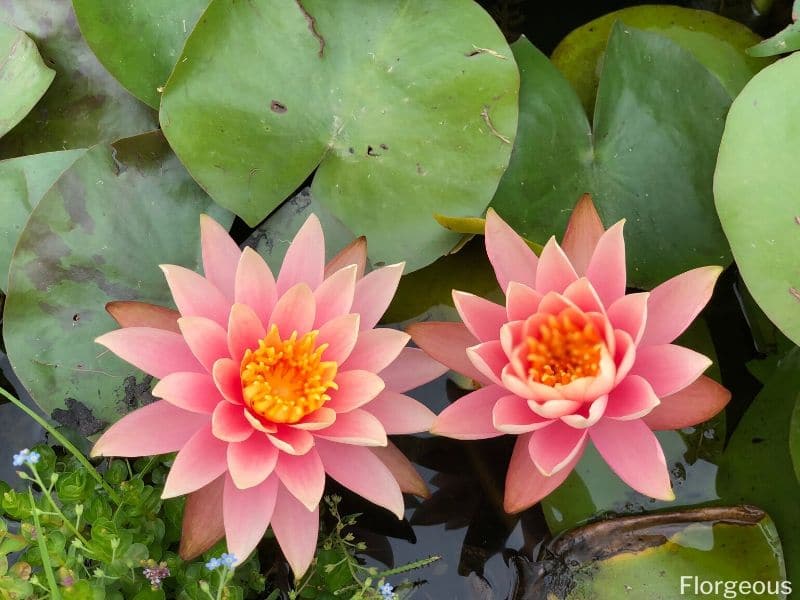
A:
215 567 229 600
30 467 89 546
29 488 62 600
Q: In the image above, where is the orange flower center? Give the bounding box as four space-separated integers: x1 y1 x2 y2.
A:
240 324 338 424
526 313 602 387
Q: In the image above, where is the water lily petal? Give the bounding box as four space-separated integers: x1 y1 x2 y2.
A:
179 316 230 372
275 449 325 511
153 372 222 414
370 443 429 498
105 300 180 332
200 214 241 301
630 344 712 397
586 220 626 305
325 370 385 413
484 208 538 290
315 409 387 446
270 283 315 336
407 322 488 385
228 303 266 363
227 434 279 489
96 327 202 378
316 313 360 364
379 347 449 392
271 483 319 578
506 282 542 321
351 263 405 330
267 426 315 455
364 391 436 434
212 402 253 442
223 474 278 566
342 328 410 373
431 385 505 440
643 375 730 430
560 395 608 428
607 292 649 345
560 194 605 275
535 237 578 295
179 475 226 560
453 290 506 342
562 278 606 315
493 394 552 434
160 264 230 326
235 247 277 326
605 375 660 420
212 358 244 404
162 425 229 498
467 341 506 385
527 398 583 419
291 407 337 430
324 236 367 279
276 214 325 294
314 264 357 326
529 421 588 476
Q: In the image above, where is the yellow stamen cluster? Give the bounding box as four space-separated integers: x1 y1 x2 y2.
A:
240 324 338 424
527 313 602 387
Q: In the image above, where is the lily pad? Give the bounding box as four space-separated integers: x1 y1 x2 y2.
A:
72 0 209 108
714 52 800 347
791 397 800 483
491 28 731 290
2 131 232 423
0 21 54 138
160 0 519 271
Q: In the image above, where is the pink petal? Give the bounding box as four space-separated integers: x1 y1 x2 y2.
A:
317 313 360 364
269 283 315 336
406 322 488 386
552 346 617 403
630 344 712 397
342 328 410 373
364 391 436 434
244 410 277 434
431 385 505 440
324 236 367 279
452 291 506 342
105 301 180 333
379 347 449 393
529 421 588 476
326 370 386 413
271 482 319 577
351 263 405 330
613 329 636 384
527 398 583 419
535 238 578 295
200 214 241 301
315 409 387 446
162 425 229 498
641 266 723 346
291 407 337 430
562 277 606 315
467 341 506 386
223 474 278 565
585 220 626 305
492 394 552 434
605 375 660 420
371 442 429 498
179 476 225 560
643 375 730 430
607 292 649 345
178 316 230 372
589 418 674 500
506 282 542 321
276 214 325 295
484 208 538 290
96 327 202 378
560 194 605 276
212 358 244 405
212 402 253 442
227 303 266 363
560 395 608 428
152 372 223 414
314 265 357 326
267 426 315 455
235 247 277 326
316 439 405 518
227 434 279 489
160 264 230 326
504 432 586 514
91 401 209 458
275 449 326 511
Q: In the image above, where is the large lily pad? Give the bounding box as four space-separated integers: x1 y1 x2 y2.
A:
2 132 232 423
714 52 800 346
0 21 54 138
491 28 731 290
160 0 519 271
72 0 209 108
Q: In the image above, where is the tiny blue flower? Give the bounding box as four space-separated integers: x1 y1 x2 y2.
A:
219 553 237 568
205 557 221 570
12 449 40 467
379 582 395 599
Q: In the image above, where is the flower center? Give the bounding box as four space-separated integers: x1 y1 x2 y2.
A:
526 313 602 387
240 324 338 424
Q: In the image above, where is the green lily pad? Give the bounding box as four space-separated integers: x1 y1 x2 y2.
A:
791 397 800 483
2 132 232 423
491 28 731 290
714 52 800 347
0 21 54 138
160 0 519 272
0 150 85 291
0 0 157 158
72 0 209 108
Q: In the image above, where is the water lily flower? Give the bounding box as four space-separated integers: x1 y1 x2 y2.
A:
409 195 730 513
91 215 445 576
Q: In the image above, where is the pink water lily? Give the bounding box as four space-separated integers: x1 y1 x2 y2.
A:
92 215 446 576
409 195 730 513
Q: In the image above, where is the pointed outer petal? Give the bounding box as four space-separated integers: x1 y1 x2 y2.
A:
406 322 489 386
452 291 507 342
641 266 723 346
106 301 180 332
607 292 649 345
555 346 617 403
535 238 579 295
269 283 316 336
467 341 506 386
212 401 254 442
430 385 506 440
178 317 230 373
223 474 279 566
561 194 605 276
267 426 315 455
212 358 244 405
504 432 586 514
325 370 385 412
506 282 542 321
484 208 538 290
562 277 606 316
643 375 730 431
162 425 229 498
492 394 552 434
200 214 241 301
351 263 405 330
370 443 430 498
324 236 367 279
91 401 209 458
630 344 712 397
585 220 627 306
160 264 231 326
227 434 279 489
227 303 266 363
274 449 326 511
243 410 277 433
96 327 202 378
363 390 436 434
276 214 325 295
605 375 661 421
235 246 278 325
291 407 337 431
316 313 360 364
152 372 223 414
342 328 410 373
313 265 357 326
529 421 589 476
314 409 388 446
380 346 451 392
613 329 636 384
271 483 319 578
527 398 582 419
536 290 578 316
179 475 226 560
316 438 405 517
589 418 674 500
560 395 608 428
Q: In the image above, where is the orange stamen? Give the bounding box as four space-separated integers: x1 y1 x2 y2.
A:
527 313 602 387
